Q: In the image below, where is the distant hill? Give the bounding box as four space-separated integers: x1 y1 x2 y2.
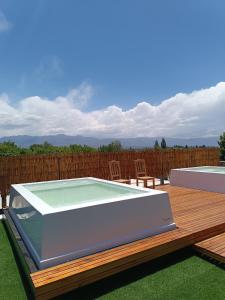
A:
0 134 219 148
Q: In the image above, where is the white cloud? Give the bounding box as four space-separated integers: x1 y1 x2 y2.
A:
0 10 12 32
0 82 225 138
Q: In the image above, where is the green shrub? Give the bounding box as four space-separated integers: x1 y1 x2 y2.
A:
218 132 225 160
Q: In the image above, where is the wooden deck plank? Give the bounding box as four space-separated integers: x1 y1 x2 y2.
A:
33 230 192 298
21 186 225 298
194 232 225 263
159 186 225 232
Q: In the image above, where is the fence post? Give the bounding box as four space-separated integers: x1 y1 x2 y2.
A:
57 156 61 180
0 175 8 209
160 150 164 185
1 192 7 208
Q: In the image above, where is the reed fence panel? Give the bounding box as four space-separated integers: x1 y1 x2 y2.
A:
0 148 219 208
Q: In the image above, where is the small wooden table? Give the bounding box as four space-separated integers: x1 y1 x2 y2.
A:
114 178 131 184
136 176 155 189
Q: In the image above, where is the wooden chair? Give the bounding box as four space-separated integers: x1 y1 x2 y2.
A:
109 160 130 184
134 159 155 188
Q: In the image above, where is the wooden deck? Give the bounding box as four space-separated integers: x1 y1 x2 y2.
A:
159 185 225 237
194 232 225 263
27 185 225 299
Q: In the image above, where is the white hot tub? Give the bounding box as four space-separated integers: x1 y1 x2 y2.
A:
170 166 225 193
9 177 176 269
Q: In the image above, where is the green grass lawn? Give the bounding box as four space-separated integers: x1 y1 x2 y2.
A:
1 219 225 300
0 220 27 300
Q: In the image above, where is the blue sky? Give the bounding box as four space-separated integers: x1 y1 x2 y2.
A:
0 0 225 137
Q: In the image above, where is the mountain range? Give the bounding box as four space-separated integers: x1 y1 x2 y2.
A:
0 134 219 148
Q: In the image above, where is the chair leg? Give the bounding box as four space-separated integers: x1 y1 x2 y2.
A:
152 178 155 189
136 179 138 186
144 179 147 188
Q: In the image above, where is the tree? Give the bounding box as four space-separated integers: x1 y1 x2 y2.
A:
30 142 55 154
0 141 23 156
69 144 96 153
98 140 123 152
218 132 225 160
154 140 160 149
161 137 167 149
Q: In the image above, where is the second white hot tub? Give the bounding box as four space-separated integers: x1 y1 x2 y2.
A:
170 166 225 193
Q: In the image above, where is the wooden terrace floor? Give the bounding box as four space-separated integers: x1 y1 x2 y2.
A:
27 185 225 299
194 232 225 263
159 185 225 237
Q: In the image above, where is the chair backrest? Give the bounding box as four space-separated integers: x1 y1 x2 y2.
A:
134 159 147 177
109 160 122 180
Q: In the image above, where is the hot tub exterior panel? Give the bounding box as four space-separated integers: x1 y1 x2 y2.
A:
39 192 175 268
170 168 225 193
9 186 44 262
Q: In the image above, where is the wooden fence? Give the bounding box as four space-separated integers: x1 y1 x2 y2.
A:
0 148 219 208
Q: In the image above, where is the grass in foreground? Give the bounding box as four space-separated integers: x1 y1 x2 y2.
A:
57 249 225 300
0 220 27 299
1 219 225 300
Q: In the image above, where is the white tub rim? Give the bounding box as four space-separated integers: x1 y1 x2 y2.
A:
10 177 166 215
171 166 225 174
